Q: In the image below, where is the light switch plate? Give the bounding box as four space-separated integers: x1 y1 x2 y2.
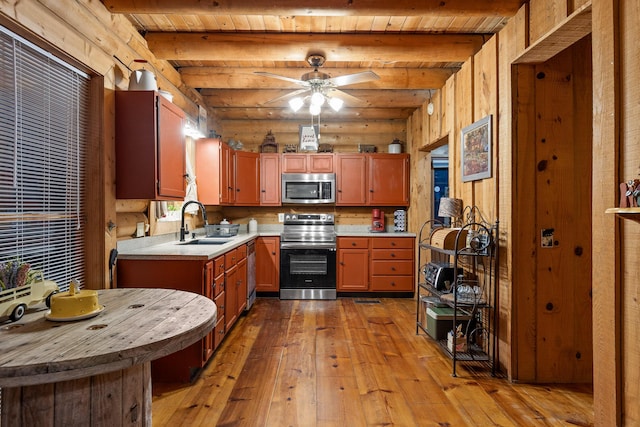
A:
278 213 285 222
136 222 145 238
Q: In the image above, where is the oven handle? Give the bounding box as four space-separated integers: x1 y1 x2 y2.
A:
280 242 337 250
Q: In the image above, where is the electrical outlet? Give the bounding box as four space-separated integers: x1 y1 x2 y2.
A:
278 213 285 223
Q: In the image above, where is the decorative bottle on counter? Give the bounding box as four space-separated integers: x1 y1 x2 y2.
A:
249 218 258 233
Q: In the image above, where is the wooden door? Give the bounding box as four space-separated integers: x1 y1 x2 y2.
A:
368 154 410 206
336 154 367 205
260 153 281 206
234 151 260 205
256 237 280 292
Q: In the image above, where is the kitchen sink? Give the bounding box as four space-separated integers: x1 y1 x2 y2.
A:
177 237 233 245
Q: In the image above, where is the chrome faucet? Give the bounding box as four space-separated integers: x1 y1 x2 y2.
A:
180 201 208 242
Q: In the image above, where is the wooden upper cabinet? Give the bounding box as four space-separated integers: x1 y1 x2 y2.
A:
336 154 367 206
221 142 234 204
368 154 410 206
196 138 230 205
115 91 186 200
282 153 334 173
197 139 262 205
234 151 260 206
260 153 281 206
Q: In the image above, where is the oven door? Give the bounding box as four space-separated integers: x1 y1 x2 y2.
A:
280 246 337 299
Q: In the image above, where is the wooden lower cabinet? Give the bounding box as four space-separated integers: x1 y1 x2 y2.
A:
337 236 415 293
256 236 280 292
116 242 253 383
370 237 414 291
337 237 369 291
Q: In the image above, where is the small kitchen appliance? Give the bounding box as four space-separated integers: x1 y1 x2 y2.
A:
371 209 385 232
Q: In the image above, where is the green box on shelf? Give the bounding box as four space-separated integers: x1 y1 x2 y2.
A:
425 306 472 341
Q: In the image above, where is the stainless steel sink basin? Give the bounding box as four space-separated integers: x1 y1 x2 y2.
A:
177 237 232 245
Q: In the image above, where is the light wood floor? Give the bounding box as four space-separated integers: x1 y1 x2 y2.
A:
152 297 593 426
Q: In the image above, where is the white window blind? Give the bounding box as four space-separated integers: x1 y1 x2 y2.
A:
0 26 91 292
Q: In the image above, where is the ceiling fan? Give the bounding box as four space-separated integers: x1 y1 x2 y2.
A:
255 54 379 114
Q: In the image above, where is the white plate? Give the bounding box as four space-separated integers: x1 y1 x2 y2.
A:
45 305 105 322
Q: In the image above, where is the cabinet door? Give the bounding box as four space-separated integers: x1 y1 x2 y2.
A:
308 153 334 172
368 154 410 206
196 138 223 205
256 237 280 292
236 257 248 313
336 154 367 205
282 154 307 173
260 153 281 206
225 265 238 330
337 249 369 291
234 151 261 205
221 142 234 204
157 96 186 199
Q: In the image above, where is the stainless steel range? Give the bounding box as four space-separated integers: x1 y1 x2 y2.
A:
280 213 337 300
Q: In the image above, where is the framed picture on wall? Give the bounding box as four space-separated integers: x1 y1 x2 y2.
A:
461 114 492 182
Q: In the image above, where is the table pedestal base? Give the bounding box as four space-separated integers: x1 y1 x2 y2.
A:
1 363 152 426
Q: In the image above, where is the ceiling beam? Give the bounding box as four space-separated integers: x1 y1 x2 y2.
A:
180 67 456 90
103 0 524 17
214 107 416 121
201 89 431 108
146 33 485 63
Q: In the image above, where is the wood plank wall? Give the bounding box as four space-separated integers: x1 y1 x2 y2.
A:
618 2 640 424
411 1 597 385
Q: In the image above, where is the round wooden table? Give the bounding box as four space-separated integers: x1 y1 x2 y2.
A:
0 288 216 426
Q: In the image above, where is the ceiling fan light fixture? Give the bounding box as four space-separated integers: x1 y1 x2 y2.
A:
309 103 321 116
289 97 304 112
310 91 325 107
328 97 344 112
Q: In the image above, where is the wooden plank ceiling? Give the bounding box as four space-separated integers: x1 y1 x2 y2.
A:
103 0 524 145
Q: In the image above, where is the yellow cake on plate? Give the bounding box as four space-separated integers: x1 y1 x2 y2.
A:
48 281 102 320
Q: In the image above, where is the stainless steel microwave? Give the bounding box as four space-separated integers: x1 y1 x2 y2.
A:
281 173 336 204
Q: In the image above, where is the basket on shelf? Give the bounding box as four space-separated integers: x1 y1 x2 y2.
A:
205 224 239 237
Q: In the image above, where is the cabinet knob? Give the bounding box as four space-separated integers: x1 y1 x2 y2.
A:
391 253 396 257
351 242 356 246
369 189 374 192
338 189 342 192
391 242 396 246
391 267 396 271
340 262 344 266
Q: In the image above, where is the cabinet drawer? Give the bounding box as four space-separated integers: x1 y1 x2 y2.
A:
371 237 414 249
371 248 413 260
371 260 413 276
370 275 414 291
236 244 247 260
338 237 369 249
214 291 225 320
225 248 238 270
214 255 225 277
213 274 225 298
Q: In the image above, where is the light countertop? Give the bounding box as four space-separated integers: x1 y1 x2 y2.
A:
116 226 416 261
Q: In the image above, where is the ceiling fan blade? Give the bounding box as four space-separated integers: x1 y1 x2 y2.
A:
325 88 367 105
254 71 308 86
261 88 310 105
327 71 380 87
